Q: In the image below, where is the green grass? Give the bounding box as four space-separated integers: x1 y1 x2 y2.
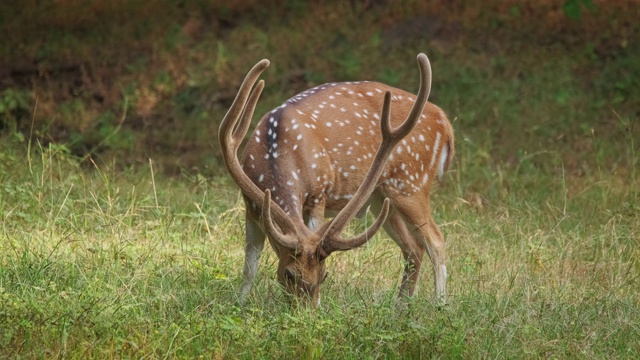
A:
1 116 638 358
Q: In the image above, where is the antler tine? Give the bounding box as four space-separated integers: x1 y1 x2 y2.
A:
218 60 301 249
219 59 270 149
262 190 300 250
321 54 433 253
382 53 431 143
322 199 391 254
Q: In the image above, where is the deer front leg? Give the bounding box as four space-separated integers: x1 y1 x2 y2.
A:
238 215 265 305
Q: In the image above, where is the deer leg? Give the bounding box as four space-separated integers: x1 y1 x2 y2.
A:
424 216 447 304
383 211 425 301
304 203 325 231
239 215 266 305
394 198 447 304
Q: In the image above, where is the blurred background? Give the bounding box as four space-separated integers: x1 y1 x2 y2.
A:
1 0 638 179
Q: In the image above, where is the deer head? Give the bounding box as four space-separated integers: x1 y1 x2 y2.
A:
219 54 453 306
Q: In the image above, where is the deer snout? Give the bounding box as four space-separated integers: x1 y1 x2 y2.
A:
279 265 325 307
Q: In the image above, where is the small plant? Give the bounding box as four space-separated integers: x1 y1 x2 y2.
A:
0 88 31 140
562 0 597 21
616 111 639 208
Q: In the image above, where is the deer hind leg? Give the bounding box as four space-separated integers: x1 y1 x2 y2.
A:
394 197 447 304
383 211 425 301
239 214 266 305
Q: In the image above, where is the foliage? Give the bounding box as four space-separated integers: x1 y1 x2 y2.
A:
0 88 31 140
1 0 638 170
562 0 596 20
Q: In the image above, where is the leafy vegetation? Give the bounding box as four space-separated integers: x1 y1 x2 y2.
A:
1 0 639 358
2 1 638 170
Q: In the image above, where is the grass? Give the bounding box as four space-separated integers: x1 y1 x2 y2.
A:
1 112 638 358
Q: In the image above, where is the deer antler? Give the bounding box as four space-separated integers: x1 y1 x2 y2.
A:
218 59 301 249
320 53 432 254
262 189 300 250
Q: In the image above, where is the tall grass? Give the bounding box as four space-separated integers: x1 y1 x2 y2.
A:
1 114 638 358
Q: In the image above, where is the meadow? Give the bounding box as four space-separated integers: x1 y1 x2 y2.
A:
1 100 638 358
1 1 639 358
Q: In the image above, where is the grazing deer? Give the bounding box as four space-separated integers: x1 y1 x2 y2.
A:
219 53 454 307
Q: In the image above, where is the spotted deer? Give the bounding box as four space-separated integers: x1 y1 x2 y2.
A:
219 53 454 307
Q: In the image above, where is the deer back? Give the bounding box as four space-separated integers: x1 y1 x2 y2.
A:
241 81 454 220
